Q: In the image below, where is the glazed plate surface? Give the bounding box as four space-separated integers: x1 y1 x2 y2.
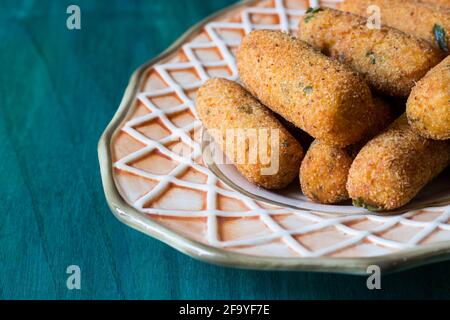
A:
98 0 450 274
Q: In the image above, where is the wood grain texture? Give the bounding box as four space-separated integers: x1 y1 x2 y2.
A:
0 0 449 299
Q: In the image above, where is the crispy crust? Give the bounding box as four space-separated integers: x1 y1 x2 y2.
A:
340 0 450 53
419 0 450 8
237 30 376 147
196 78 304 189
347 114 450 210
407 55 450 140
300 96 394 204
300 141 353 204
298 8 442 97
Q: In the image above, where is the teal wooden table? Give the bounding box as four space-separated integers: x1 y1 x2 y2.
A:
0 0 449 300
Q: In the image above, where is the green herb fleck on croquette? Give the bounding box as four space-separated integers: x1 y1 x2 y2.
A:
366 50 377 64
304 7 323 23
303 85 313 94
353 197 383 212
433 24 449 53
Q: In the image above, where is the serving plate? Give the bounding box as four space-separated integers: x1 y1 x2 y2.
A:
98 0 450 274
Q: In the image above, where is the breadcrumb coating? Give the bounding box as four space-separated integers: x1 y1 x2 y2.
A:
407 55 450 140
340 0 450 53
300 96 394 204
237 30 376 147
300 141 353 204
298 8 442 97
196 78 304 189
347 114 450 211
419 0 450 8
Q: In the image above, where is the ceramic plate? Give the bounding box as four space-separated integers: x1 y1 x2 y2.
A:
98 0 450 274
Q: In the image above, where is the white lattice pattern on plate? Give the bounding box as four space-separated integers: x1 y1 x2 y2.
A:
111 0 450 258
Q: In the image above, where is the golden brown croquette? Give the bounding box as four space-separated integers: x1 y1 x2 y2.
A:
340 0 450 53
237 30 376 147
300 141 353 204
407 55 450 140
347 114 450 211
300 96 394 204
196 78 304 189
298 8 442 97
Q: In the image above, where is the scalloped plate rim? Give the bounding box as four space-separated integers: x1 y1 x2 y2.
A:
98 0 450 275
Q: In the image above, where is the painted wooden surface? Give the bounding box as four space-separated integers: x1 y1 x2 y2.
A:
0 0 449 299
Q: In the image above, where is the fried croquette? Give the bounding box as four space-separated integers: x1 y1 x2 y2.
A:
237 30 376 147
340 0 450 53
298 8 442 97
196 78 304 189
300 96 394 204
347 114 450 211
419 0 450 8
407 55 450 140
300 141 353 204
